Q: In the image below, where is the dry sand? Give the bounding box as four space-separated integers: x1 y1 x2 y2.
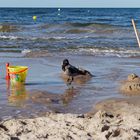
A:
0 96 140 140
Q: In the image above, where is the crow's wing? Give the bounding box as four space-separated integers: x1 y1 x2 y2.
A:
67 65 81 75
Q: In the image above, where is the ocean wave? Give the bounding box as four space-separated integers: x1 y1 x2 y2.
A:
37 22 126 35
22 49 51 57
38 24 54 29
38 22 118 31
0 49 21 53
0 35 68 41
22 49 31 55
96 18 114 22
67 22 115 28
65 29 90 34
0 24 20 32
22 47 140 58
30 36 67 41
77 47 140 57
0 35 21 40
68 22 94 27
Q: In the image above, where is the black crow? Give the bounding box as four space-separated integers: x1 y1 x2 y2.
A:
62 59 93 85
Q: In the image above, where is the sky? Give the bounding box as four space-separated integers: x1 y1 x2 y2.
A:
0 0 140 8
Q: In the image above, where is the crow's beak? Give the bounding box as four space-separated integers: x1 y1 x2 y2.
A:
62 64 65 71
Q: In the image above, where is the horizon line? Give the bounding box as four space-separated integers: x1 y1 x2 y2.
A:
0 7 140 8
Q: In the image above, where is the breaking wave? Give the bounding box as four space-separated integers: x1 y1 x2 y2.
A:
76 47 140 57
21 47 140 58
0 35 21 40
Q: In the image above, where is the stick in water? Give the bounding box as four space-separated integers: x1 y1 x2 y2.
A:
132 19 140 48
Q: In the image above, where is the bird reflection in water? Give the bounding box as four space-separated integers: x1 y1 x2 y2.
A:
61 88 79 105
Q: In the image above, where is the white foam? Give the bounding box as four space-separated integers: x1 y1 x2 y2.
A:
0 35 19 40
78 47 140 57
30 36 66 40
22 49 31 54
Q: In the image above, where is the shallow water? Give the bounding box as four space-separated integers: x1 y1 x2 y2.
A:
0 54 140 119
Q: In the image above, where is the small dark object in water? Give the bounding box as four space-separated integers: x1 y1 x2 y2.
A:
62 59 93 85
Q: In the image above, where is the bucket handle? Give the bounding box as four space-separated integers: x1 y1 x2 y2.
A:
8 68 28 74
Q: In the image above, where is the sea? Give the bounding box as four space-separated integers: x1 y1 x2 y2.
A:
0 8 140 119
0 8 140 57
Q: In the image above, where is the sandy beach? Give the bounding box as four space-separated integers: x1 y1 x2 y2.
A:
0 96 140 140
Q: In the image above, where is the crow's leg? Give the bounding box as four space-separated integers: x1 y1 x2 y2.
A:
67 76 74 86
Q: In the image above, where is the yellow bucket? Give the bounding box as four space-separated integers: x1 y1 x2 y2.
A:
8 66 28 85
